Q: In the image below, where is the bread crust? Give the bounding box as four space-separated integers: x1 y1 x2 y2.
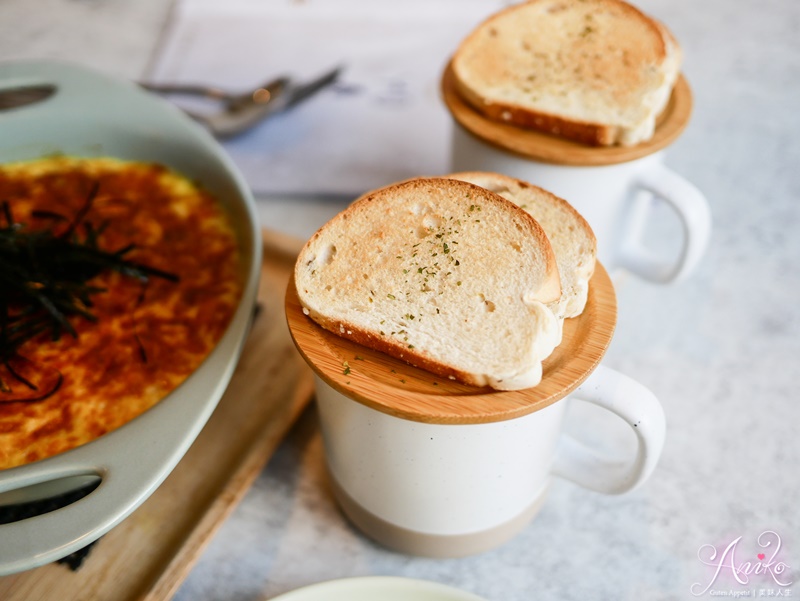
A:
302 308 493 388
453 78 618 146
446 171 595 249
451 0 680 146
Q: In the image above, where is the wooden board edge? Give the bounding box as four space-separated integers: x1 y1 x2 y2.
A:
140 229 311 601
142 376 315 601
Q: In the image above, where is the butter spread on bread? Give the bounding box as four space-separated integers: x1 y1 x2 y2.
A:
451 0 682 146
295 178 562 390
447 172 596 319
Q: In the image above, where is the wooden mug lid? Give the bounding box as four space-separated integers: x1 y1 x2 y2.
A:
285 263 617 425
441 60 693 167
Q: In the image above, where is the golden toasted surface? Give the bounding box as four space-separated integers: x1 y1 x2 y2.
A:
294 178 563 391
452 0 681 145
0 157 241 470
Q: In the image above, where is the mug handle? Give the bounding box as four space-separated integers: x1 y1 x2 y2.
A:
551 366 666 495
617 162 712 283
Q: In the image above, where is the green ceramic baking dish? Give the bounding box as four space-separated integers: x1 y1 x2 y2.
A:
0 60 261 575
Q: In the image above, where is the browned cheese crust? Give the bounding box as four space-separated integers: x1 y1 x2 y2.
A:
0 158 242 469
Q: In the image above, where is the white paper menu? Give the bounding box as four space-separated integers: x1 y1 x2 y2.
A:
149 0 508 197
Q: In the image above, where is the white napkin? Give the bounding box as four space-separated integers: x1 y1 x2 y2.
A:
149 0 507 197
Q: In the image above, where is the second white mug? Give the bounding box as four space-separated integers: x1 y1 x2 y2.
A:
451 125 712 284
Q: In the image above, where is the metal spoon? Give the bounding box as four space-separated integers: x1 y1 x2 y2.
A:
141 66 342 138
140 77 289 112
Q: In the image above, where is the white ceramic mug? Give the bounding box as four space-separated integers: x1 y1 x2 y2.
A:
315 364 665 557
451 125 712 283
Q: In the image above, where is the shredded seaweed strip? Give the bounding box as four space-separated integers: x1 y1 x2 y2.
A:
0 183 178 403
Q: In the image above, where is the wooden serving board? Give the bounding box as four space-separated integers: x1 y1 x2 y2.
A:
441 60 693 166
0 229 314 601
287 262 617 425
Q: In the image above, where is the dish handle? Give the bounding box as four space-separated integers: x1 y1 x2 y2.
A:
0 330 236 577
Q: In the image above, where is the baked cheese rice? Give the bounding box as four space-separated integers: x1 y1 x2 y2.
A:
0 157 242 469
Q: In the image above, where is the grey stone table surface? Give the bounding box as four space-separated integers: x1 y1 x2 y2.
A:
1 0 798 599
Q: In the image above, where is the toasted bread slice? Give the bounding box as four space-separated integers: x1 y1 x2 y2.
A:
447 172 596 319
295 177 562 390
451 0 682 146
